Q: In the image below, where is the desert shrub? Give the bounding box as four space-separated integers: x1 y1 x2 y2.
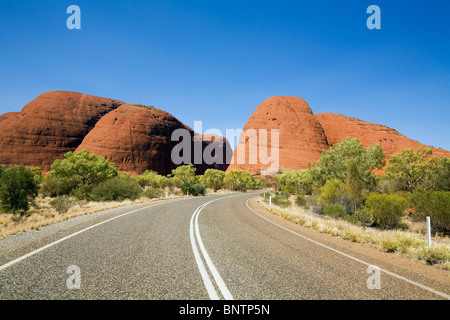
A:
378 178 403 194
295 195 306 206
317 179 354 213
364 193 408 229
201 169 225 192
318 179 346 205
180 182 206 196
0 165 39 214
40 173 73 197
90 178 142 201
346 207 373 226
171 164 197 186
271 195 291 207
386 148 450 192
192 183 206 196
416 245 450 265
50 196 75 214
224 170 256 191
143 188 165 199
323 204 347 219
410 190 450 235
280 185 296 195
48 150 118 196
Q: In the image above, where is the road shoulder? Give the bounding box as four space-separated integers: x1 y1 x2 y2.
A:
247 196 450 297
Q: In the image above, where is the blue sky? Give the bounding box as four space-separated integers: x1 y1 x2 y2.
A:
1 0 449 150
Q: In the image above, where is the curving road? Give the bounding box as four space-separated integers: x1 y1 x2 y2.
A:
0 192 449 300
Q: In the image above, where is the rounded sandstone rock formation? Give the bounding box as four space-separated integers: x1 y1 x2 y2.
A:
76 104 230 175
227 96 329 174
315 113 450 159
0 91 124 171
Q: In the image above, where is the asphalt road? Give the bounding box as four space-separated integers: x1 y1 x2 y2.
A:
0 192 449 300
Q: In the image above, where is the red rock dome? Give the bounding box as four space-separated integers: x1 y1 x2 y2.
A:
227 96 329 174
0 91 124 171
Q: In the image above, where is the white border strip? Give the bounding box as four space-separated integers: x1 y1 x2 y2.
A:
0 197 198 272
246 198 450 300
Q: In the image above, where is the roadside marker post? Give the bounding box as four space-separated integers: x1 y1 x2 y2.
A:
427 216 432 247
269 195 272 207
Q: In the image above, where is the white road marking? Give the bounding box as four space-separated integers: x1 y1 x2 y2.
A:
0 196 200 272
189 206 219 300
246 198 450 300
189 196 237 300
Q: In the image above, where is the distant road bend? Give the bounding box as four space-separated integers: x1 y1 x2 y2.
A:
0 193 449 300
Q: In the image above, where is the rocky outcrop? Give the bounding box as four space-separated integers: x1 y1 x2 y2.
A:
75 104 230 175
315 113 450 159
0 91 124 171
226 96 329 174
227 97 450 174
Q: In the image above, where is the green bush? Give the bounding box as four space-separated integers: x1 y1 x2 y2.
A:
0 165 39 214
50 196 75 214
90 178 142 201
272 195 291 207
323 204 347 219
202 169 225 192
364 193 408 229
40 173 72 197
224 170 256 191
143 188 165 199
48 150 118 196
295 195 306 206
180 182 206 196
347 207 373 226
410 190 450 235
318 179 347 206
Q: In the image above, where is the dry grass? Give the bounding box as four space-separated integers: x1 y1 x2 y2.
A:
0 195 173 238
258 199 450 271
0 189 240 239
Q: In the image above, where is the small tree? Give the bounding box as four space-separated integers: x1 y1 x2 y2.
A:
318 179 348 206
317 137 385 187
410 190 450 235
224 170 256 191
171 164 196 186
384 148 449 192
49 150 118 198
0 165 39 214
346 159 363 212
202 169 225 192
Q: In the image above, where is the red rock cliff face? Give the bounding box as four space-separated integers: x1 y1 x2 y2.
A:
76 104 230 175
315 113 450 159
0 91 124 171
226 96 329 174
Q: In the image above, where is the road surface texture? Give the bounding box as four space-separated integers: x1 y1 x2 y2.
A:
0 192 449 299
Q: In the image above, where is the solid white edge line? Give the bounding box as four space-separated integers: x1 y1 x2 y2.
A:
195 201 234 300
245 198 450 300
0 196 199 273
0 205 154 272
